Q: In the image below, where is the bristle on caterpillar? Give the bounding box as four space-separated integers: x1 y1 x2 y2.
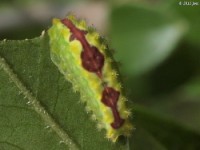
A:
48 14 133 142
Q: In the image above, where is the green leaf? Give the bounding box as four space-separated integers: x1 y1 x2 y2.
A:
0 36 126 150
1 34 200 150
110 5 187 76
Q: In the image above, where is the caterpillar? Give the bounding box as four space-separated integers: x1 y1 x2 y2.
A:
48 15 133 142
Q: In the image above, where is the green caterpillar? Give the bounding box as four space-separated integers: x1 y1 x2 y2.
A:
48 15 133 142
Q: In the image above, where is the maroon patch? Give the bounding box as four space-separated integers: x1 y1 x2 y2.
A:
102 87 125 129
81 46 104 78
61 18 104 78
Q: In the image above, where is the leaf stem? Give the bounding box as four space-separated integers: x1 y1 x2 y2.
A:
0 56 79 150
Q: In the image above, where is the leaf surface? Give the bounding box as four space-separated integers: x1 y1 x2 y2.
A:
110 5 187 76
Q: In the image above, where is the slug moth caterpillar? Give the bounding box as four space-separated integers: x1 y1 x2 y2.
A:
48 15 133 142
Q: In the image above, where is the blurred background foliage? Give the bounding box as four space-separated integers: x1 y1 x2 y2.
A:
0 0 200 149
